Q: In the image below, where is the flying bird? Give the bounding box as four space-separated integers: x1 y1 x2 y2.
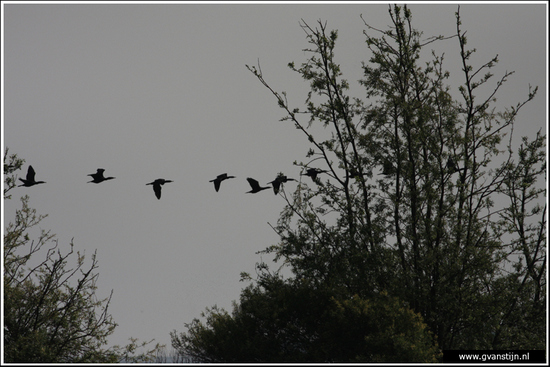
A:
18 165 46 187
301 168 327 182
209 173 235 192
87 168 115 184
267 174 297 195
246 177 270 194
146 179 173 200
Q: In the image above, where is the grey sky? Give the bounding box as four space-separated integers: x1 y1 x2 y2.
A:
3 1 547 350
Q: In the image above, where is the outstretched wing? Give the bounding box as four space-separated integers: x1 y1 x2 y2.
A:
247 177 259 190
27 165 36 181
214 179 221 192
272 180 281 195
153 183 162 199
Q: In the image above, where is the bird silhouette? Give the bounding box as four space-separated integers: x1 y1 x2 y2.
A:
246 177 270 194
267 174 297 195
146 178 173 200
301 168 327 182
446 158 464 174
209 173 235 192
87 168 115 184
382 160 394 175
18 165 46 187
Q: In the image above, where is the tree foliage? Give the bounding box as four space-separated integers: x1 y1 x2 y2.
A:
3 151 162 363
172 5 545 361
171 274 440 363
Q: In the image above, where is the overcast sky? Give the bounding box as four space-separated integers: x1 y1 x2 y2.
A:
2 1 547 351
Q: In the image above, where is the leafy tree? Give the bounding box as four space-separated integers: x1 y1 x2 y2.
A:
171 273 440 363
489 131 546 350
3 150 162 363
172 4 545 361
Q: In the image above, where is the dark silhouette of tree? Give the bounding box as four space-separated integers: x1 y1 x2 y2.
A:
244 4 545 352
171 274 440 363
173 5 544 361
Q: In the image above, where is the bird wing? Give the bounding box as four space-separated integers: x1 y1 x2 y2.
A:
272 180 281 194
27 166 36 181
153 183 162 199
214 179 221 192
247 178 259 190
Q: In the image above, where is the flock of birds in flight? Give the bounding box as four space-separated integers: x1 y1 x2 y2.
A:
17 158 465 200
17 165 329 200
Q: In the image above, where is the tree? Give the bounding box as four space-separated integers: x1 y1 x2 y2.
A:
490 131 546 350
171 272 440 363
172 4 545 360
3 150 162 363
